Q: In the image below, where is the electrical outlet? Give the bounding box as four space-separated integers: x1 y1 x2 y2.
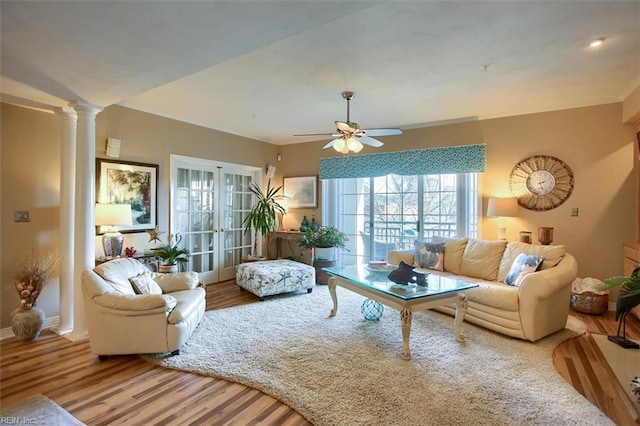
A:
571 207 579 217
14 210 30 222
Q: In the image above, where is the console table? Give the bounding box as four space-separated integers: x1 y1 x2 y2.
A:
272 230 302 259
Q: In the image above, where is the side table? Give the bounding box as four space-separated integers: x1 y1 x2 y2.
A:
313 259 337 284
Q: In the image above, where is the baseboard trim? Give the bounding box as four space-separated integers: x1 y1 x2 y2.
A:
1 315 60 341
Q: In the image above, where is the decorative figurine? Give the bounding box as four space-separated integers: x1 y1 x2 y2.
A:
147 226 164 249
388 261 429 286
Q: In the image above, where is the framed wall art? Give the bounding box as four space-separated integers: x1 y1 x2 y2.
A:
96 159 158 233
283 176 317 208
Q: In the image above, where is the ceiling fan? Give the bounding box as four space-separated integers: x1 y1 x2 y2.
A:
294 91 403 154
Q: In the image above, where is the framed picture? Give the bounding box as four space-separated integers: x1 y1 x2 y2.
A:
284 176 317 208
96 159 158 233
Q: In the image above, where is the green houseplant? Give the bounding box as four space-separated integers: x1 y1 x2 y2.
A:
242 179 286 258
298 226 349 261
155 233 190 273
597 267 640 348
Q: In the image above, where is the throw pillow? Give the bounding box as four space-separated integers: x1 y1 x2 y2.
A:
504 253 545 287
130 271 163 295
431 236 469 274
414 241 445 271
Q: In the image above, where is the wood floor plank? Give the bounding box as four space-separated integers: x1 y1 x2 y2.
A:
1 280 638 425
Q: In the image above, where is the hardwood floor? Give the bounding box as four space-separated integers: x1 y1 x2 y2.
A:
1 281 638 425
553 309 640 426
1 281 311 426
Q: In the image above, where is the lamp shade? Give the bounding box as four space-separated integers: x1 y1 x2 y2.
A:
487 197 518 218
95 203 133 226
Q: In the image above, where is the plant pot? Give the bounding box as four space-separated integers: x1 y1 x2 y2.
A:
313 247 336 261
159 264 178 273
11 306 45 341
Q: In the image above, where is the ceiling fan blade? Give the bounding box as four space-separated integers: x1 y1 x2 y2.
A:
294 132 335 137
359 135 384 147
336 121 357 133
363 128 403 137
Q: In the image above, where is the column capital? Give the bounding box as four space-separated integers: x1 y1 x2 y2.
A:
69 100 103 116
55 106 77 119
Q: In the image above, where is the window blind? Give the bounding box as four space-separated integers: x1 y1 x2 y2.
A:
319 144 486 179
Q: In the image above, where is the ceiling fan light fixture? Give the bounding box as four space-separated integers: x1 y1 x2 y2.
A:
333 138 346 153
588 37 605 48
347 137 363 153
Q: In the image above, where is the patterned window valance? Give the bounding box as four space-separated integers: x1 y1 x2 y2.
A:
319 144 486 179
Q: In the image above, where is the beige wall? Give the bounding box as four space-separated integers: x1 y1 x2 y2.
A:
278 103 637 281
1 101 636 329
1 103 279 328
1 105 62 328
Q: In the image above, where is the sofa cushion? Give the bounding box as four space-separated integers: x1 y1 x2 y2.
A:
414 241 445 271
431 236 469 274
467 282 520 312
94 258 149 295
130 271 163 295
151 271 200 293
504 253 545 286
459 239 507 281
497 242 566 282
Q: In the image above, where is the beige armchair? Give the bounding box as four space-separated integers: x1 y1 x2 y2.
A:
81 258 205 359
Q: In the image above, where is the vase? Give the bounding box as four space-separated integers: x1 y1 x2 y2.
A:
314 247 335 261
300 216 309 232
310 217 319 231
159 264 178 273
538 227 554 245
11 306 45 341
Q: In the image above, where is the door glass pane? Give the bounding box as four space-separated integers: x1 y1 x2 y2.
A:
177 168 189 189
190 212 202 232
191 170 201 189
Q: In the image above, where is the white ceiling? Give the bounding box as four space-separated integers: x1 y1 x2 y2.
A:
2 1 639 146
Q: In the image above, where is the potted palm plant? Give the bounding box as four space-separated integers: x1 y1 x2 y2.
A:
242 179 286 259
155 233 190 273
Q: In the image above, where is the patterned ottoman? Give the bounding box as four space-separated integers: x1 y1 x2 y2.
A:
236 259 315 300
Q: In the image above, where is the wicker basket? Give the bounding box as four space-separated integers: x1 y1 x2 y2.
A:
570 291 608 315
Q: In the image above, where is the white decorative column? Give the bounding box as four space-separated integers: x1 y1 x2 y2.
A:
67 101 102 342
54 107 77 336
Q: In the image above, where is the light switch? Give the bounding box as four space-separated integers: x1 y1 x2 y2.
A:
14 210 30 222
571 207 579 217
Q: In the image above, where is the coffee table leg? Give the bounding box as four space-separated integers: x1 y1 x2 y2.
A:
400 308 412 360
454 292 468 343
328 277 338 317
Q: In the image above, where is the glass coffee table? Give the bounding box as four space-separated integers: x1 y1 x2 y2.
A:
324 264 479 360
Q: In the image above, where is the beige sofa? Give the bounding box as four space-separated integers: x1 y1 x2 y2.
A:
81 258 206 359
388 237 578 342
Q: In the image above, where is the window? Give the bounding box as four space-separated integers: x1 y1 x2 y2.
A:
323 173 478 265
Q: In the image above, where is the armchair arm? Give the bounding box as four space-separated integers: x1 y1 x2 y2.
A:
92 293 177 316
387 249 415 266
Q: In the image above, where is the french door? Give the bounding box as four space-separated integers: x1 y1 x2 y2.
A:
171 155 260 283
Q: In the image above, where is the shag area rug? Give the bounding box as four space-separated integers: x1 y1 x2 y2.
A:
0 394 84 425
144 286 613 425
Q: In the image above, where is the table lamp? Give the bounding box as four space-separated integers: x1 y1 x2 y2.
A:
487 197 518 240
95 203 133 258
276 198 288 230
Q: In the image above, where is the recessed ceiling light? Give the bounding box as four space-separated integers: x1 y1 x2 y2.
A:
588 37 605 48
